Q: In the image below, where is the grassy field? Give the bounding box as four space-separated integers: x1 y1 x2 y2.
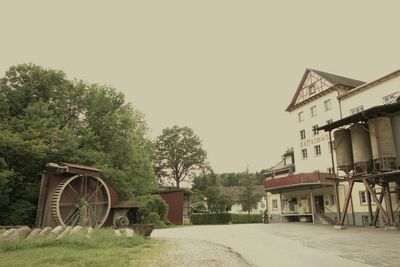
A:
0 229 166 267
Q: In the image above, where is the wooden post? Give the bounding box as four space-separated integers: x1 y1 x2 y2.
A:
350 192 356 226
384 182 395 226
373 188 385 226
334 183 341 224
310 189 315 224
340 180 354 226
280 192 284 223
35 172 48 228
365 185 374 226
362 179 389 224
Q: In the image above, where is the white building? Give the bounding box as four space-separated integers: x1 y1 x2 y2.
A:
264 68 400 227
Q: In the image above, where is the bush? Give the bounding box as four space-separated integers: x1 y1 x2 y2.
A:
141 212 166 228
190 213 262 225
192 202 207 213
191 213 231 225
135 195 169 227
231 214 262 224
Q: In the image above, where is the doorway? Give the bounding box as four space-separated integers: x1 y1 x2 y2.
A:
314 195 324 214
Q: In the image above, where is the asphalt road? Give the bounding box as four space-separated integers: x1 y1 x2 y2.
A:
153 223 400 267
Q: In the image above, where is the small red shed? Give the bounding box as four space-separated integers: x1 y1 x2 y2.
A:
156 188 192 225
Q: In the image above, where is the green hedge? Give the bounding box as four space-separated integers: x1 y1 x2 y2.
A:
191 213 231 225
191 213 262 225
231 214 262 224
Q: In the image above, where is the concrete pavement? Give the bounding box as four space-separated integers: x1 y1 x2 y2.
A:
153 223 400 267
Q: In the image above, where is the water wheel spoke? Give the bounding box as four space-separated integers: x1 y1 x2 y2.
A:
87 183 104 202
92 209 100 226
88 205 100 227
80 175 84 195
84 175 88 199
59 203 76 207
66 211 80 226
71 212 80 226
64 207 78 225
67 183 80 201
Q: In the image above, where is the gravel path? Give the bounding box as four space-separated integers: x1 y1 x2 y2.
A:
153 223 400 267
149 238 251 267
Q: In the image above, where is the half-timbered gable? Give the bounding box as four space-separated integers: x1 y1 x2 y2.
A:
286 69 365 112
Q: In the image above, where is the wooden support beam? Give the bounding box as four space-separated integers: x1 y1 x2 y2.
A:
384 182 395 226
340 181 354 226
280 193 284 223
362 179 389 224
310 189 315 224
373 188 385 226
334 183 341 224
366 184 374 226
35 172 49 228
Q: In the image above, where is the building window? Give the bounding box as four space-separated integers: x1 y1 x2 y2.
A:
327 167 334 174
314 145 321 156
298 111 304 122
272 199 278 209
309 84 316 95
383 92 399 104
301 149 308 159
300 130 306 140
328 141 335 153
312 125 319 135
350 105 364 115
310 105 317 117
359 191 375 205
326 119 333 124
324 99 332 111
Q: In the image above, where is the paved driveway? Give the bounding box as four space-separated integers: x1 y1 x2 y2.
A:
153 223 400 267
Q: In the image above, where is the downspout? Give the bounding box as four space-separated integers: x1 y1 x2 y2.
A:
334 88 343 120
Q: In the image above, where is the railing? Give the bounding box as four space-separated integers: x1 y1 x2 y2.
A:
324 205 337 218
264 172 334 190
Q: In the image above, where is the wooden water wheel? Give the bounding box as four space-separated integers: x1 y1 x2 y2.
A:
51 175 111 228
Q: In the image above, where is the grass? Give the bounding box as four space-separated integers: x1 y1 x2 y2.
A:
0 228 165 267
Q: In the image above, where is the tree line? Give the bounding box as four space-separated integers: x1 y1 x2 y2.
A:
0 63 265 226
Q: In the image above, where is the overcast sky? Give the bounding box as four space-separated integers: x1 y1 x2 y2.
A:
1 1 399 173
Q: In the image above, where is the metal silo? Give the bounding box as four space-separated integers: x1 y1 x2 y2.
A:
350 124 373 173
391 112 400 167
334 129 353 175
369 116 397 170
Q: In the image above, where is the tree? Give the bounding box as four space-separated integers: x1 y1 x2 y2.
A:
205 186 233 213
192 169 218 193
0 63 156 225
154 126 207 188
237 174 262 214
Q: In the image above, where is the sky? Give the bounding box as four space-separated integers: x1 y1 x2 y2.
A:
1 1 400 173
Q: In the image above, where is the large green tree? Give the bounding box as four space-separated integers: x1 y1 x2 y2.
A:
154 126 207 188
205 186 233 214
0 63 155 225
237 173 262 214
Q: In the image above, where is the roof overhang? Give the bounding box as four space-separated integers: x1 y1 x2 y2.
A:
339 69 400 100
264 172 335 194
318 102 400 132
265 182 334 194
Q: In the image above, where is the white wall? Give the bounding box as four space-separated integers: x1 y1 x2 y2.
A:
230 196 266 214
291 90 341 173
341 75 400 116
